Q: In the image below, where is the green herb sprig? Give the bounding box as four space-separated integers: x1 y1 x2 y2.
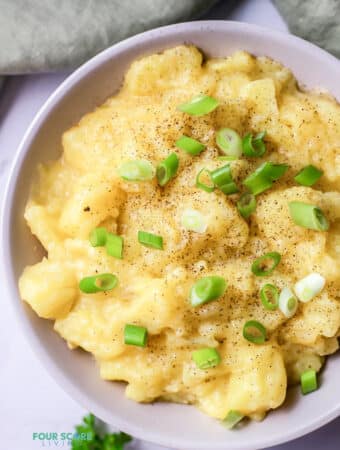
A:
71 413 132 450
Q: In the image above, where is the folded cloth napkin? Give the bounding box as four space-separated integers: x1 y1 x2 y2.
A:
273 0 340 58
0 0 217 74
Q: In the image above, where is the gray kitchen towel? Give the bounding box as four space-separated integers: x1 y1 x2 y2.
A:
0 0 217 74
1 1 339 76
273 0 340 59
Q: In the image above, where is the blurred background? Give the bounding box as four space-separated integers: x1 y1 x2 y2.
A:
0 1 339 449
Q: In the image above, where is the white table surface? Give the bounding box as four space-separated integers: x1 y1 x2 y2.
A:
0 0 339 449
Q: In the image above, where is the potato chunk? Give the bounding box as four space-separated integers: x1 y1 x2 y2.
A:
19 259 77 319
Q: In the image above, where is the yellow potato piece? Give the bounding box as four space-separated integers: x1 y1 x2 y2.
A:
19 259 77 319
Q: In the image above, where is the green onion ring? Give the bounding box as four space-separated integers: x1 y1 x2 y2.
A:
192 347 221 370
138 230 163 250
211 164 238 195
294 165 323 186
124 324 148 347
176 135 205 155
196 168 215 193
223 410 244 429
190 276 227 307
288 201 329 231
243 162 288 195
79 273 118 294
237 192 256 219
300 369 318 395
216 128 242 158
118 159 155 181
106 232 124 259
251 252 281 277
243 320 267 344
156 152 179 186
89 227 107 247
177 94 219 116
242 131 267 157
260 284 279 310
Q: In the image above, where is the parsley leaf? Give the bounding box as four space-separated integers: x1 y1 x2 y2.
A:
71 414 132 450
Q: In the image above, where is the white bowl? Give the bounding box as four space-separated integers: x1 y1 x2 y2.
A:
2 21 340 450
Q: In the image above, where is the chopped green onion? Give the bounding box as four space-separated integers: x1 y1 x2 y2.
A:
223 410 244 429
294 165 323 186
243 173 272 196
176 135 205 155
89 227 107 247
278 287 298 318
156 152 179 186
196 168 215 193
243 320 267 344
251 252 281 277
118 159 155 181
177 94 219 116
192 347 221 369
261 162 289 181
124 324 148 347
190 276 227 307
294 273 325 303
300 369 318 395
260 284 279 311
243 162 288 195
288 202 329 231
242 131 266 157
79 273 118 294
211 164 238 194
138 231 163 250
106 232 123 259
216 128 242 158
181 209 208 233
237 192 256 219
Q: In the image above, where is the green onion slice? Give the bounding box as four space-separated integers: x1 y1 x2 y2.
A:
181 209 208 233
243 173 272 196
192 347 221 369
156 152 179 186
89 227 107 247
261 162 289 181
278 287 298 318
237 192 256 219
294 272 325 303
242 131 267 157
190 276 227 307
118 159 155 181
138 230 163 250
196 168 215 193
243 320 267 344
288 202 329 231
260 284 279 311
216 128 242 158
223 410 244 430
300 369 318 395
106 232 123 259
79 273 118 294
124 324 148 347
251 252 281 277
243 162 288 195
177 94 219 116
294 165 323 186
211 164 238 195
176 135 205 155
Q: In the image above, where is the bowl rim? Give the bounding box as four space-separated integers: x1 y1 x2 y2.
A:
2 20 340 450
